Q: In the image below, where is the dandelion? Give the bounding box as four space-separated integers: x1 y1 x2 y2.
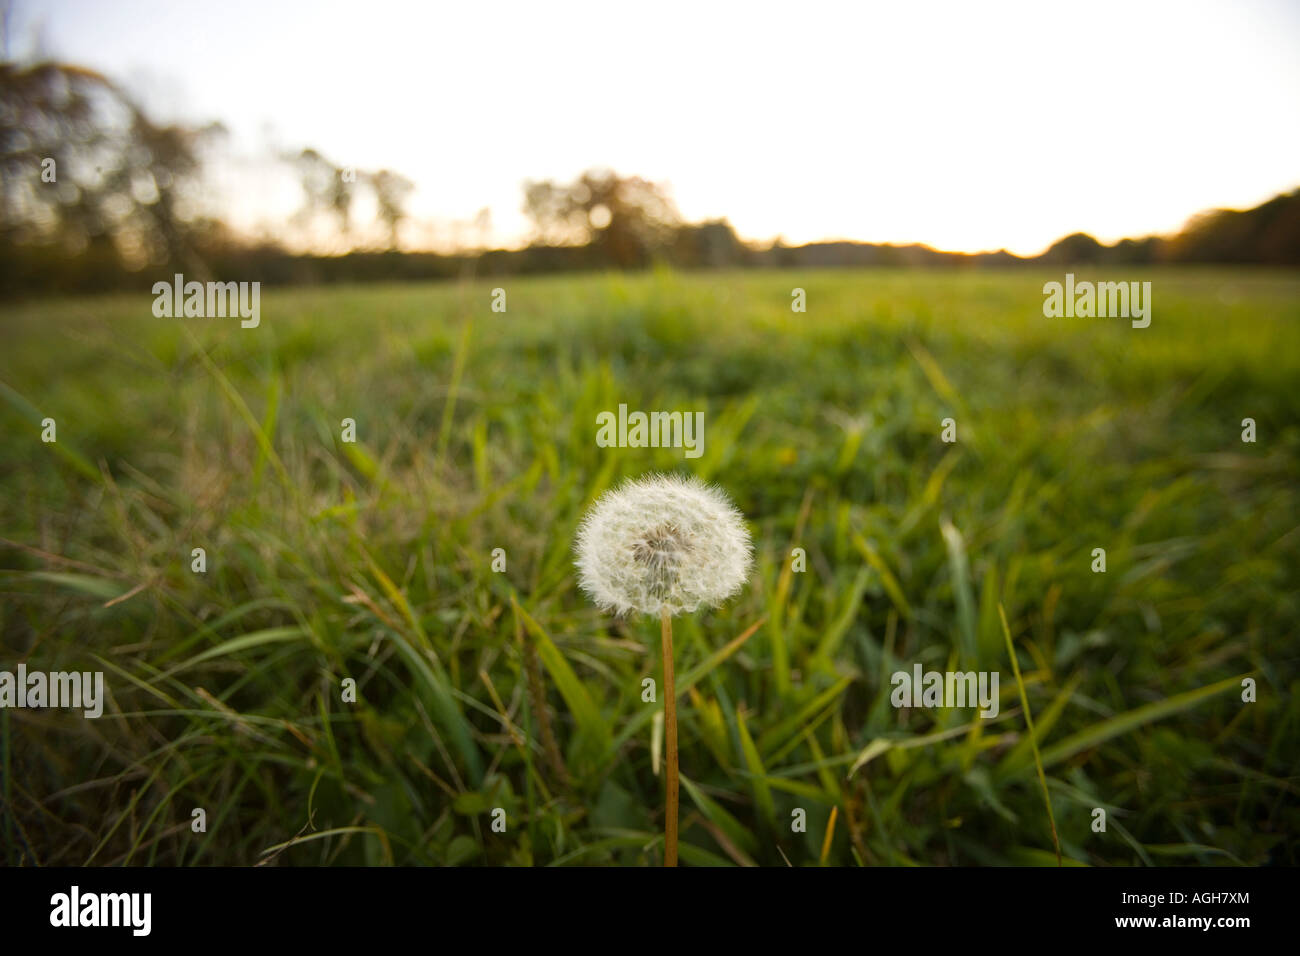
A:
575 472 753 865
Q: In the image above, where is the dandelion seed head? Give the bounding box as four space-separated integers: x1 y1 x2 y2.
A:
574 473 753 617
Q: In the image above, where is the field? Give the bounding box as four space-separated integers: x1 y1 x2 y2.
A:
2 267 1297 867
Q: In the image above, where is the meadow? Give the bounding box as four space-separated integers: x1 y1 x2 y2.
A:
1 266 1297 866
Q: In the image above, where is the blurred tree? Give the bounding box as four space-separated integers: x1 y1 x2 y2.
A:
523 168 680 267
289 151 418 252
0 57 222 274
670 218 748 268
1108 236 1164 265
1164 190 1300 265
290 148 355 242
1040 232 1105 265
368 168 414 250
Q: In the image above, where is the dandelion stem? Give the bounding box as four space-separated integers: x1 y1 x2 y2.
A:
661 606 678 867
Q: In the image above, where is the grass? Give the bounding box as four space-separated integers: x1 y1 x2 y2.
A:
1 266 1297 866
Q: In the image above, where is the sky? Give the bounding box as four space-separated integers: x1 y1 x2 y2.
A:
10 0 1300 255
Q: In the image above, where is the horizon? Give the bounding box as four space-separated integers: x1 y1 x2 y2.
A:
8 0 1300 256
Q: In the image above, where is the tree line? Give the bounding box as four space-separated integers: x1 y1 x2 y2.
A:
2 58 1297 298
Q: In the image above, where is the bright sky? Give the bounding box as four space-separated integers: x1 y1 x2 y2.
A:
12 0 1300 255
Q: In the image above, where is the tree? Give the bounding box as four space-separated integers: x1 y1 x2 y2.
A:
1040 232 1105 265
290 147 356 243
522 168 680 267
288 151 417 251
0 58 221 271
1164 190 1300 266
369 169 414 250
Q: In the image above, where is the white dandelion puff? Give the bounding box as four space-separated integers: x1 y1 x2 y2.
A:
574 472 753 617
